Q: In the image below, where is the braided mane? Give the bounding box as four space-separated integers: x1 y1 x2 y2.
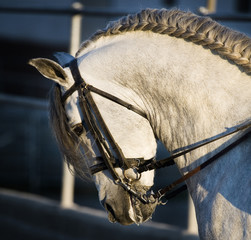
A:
76 8 251 74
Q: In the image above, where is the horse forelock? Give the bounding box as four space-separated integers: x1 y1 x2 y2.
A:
49 84 91 179
76 8 251 74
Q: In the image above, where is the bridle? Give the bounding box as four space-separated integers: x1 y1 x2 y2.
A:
61 58 251 204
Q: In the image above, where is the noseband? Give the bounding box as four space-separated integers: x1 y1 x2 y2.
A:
61 58 251 204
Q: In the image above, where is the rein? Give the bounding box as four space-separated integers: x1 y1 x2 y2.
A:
62 58 251 204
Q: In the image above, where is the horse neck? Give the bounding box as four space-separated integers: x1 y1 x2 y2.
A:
144 57 250 168
80 31 251 168
140 44 251 170
109 32 251 169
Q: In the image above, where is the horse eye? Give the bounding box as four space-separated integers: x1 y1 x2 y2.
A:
73 124 84 136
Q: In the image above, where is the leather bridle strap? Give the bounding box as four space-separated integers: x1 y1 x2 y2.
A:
137 121 251 173
77 87 120 180
78 88 154 203
154 128 251 201
86 85 146 119
62 69 146 119
90 157 155 175
68 59 129 172
65 59 158 204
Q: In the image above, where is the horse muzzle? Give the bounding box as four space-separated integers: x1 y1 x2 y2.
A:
101 184 157 225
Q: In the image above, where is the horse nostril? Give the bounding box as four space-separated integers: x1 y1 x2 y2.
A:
101 199 116 219
105 203 116 219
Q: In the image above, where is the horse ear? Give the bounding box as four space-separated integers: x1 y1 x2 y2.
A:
28 58 68 87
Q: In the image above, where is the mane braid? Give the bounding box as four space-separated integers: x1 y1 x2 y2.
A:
76 8 251 74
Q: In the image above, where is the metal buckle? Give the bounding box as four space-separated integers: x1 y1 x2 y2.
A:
142 193 158 204
123 167 142 184
158 198 168 205
154 189 168 205
115 179 157 204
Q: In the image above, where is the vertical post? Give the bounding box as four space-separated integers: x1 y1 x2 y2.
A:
61 158 75 207
187 195 198 235
198 0 217 14
206 0 217 13
61 2 83 208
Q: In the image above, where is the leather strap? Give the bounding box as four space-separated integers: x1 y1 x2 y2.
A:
154 129 251 200
69 59 125 180
138 121 251 173
90 157 155 175
67 59 149 177
62 62 146 119
87 85 147 119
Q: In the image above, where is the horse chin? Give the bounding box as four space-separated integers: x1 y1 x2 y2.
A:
106 208 134 225
107 200 156 226
105 186 158 226
107 211 118 224
129 193 158 225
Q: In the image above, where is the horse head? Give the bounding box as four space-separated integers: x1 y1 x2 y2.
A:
29 7 251 238
29 53 158 225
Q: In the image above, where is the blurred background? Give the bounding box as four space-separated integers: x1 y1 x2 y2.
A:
0 0 250 239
